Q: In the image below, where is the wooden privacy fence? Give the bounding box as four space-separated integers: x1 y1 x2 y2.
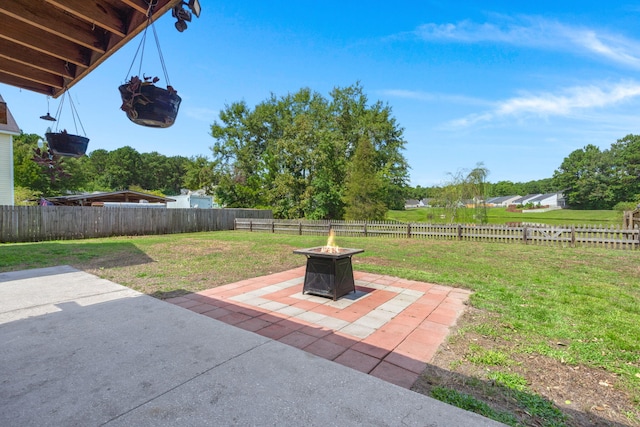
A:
235 219 640 250
0 206 272 243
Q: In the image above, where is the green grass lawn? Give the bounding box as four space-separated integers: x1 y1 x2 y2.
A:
388 207 623 226
1 231 639 424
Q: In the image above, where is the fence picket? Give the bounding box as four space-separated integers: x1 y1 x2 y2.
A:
0 206 272 243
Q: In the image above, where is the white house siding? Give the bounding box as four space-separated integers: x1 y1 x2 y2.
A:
167 194 215 209
0 95 21 206
0 133 14 205
538 193 566 208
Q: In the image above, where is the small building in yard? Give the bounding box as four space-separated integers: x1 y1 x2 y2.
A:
0 95 20 206
167 193 216 209
43 190 175 207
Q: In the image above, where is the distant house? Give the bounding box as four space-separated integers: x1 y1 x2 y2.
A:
510 192 566 208
511 194 541 206
527 193 566 208
43 190 175 207
486 195 521 207
404 199 423 209
0 95 20 206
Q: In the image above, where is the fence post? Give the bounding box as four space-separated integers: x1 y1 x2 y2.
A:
271 220 275 233
249 220 253 232
523 227 528 244
571 226 575 247
407 223 411 239
457 224 462 240
234 218 237 230
364 221 367 237
299 221 302 235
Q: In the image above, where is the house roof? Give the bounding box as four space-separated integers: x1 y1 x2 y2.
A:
487 195 520 204
512 194 540 204
0 94 20 134
44 190 175 206
0 0 184 98
527 193 558 203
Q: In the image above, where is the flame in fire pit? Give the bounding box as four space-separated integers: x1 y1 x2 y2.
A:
321 229 340 254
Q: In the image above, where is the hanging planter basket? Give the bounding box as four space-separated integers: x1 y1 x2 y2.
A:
45 131 89 157
119 76 181 128
40 90 89 158
119 4 181 128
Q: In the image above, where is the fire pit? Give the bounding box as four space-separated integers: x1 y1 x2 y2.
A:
293 246 364 300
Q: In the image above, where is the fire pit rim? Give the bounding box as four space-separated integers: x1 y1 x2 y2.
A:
293 247 364 259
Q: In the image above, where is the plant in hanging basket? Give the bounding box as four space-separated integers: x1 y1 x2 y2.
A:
119 75 181 128
45 129 89 158
32 146 71 183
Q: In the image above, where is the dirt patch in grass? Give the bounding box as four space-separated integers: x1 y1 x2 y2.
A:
413 307 640 426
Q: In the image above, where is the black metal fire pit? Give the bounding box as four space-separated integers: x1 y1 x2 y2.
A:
293 247 364 300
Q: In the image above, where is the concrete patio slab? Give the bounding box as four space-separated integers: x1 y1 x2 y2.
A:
0 266 503 426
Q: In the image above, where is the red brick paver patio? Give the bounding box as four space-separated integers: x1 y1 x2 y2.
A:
166 267 470 389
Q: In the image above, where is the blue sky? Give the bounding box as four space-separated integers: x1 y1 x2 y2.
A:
3 1 640 187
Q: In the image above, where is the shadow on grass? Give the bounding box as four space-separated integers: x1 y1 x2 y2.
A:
151 289 192 300
0 241 154 272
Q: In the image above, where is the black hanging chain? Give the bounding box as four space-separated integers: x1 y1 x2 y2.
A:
50 89 86 136
124 0 170 85
151 11 171 86
68 92 86 136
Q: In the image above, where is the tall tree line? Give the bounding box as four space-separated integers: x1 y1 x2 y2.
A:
13 133 211 203
553 135 640 209
209 84 410 219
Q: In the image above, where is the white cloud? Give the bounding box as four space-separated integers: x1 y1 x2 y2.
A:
447 81 640 127
413 16 640 68
379 89 491 106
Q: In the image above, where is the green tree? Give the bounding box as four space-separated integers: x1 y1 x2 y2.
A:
13 132 86 196
13 133 50 195
211 101 269 208
209 83 409 218
343 135 386 220
162 155 190 195
521 178 556 195
489 180 519 197
406 185 430 200
468 163 489 224
435 163 490 223
330 84 409 210
83 149 112 191
101 146 142 190
610 134 640 203
14 186 39 205
553 145 614 209
183 155 217 194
